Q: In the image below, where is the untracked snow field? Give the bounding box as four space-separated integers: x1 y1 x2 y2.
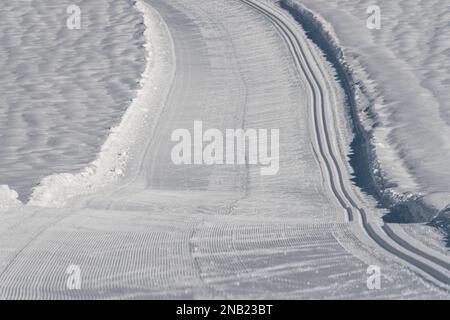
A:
0 0 449 299
0 0 145 202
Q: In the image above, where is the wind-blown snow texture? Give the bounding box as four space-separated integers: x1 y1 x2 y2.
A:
28 0 171 209
0 0 145 202
285 0 450 225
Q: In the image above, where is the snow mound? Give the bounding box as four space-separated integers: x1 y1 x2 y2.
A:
0 185 22 212
28 0 173 208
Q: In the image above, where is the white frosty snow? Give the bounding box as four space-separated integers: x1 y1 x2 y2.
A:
0 0 145 204
0 185 21 212
28 0 173 208
289 0 450 217
0 0 447 298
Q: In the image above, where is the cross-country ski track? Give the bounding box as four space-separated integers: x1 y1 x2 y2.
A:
0 0 449 299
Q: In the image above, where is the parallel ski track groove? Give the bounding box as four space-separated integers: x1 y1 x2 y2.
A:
241 0 449 287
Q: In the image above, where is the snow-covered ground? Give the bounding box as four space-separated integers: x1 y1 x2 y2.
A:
284 0 450 224
0 0 449 299
0 0 145 203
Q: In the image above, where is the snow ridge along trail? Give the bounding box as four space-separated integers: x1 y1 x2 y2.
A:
27 0 175 209
0 0 146 204
0 0 449 299
239 0 450 288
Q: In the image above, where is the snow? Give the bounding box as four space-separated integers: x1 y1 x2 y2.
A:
0 0 448 298
0 0 145 203
284 0 450 220
28 0 175 208
0 185 21 212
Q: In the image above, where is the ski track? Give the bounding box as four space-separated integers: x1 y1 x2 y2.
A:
283 0 450 236
0 212 443 299
0 0 449 299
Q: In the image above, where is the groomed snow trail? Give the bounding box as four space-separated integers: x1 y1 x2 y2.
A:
0 0 449 299
240 0 450 288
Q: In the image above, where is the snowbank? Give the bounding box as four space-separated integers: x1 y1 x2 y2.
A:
0 185 22 212
0 0 145 202
278 0 450 225
27 0 174 208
